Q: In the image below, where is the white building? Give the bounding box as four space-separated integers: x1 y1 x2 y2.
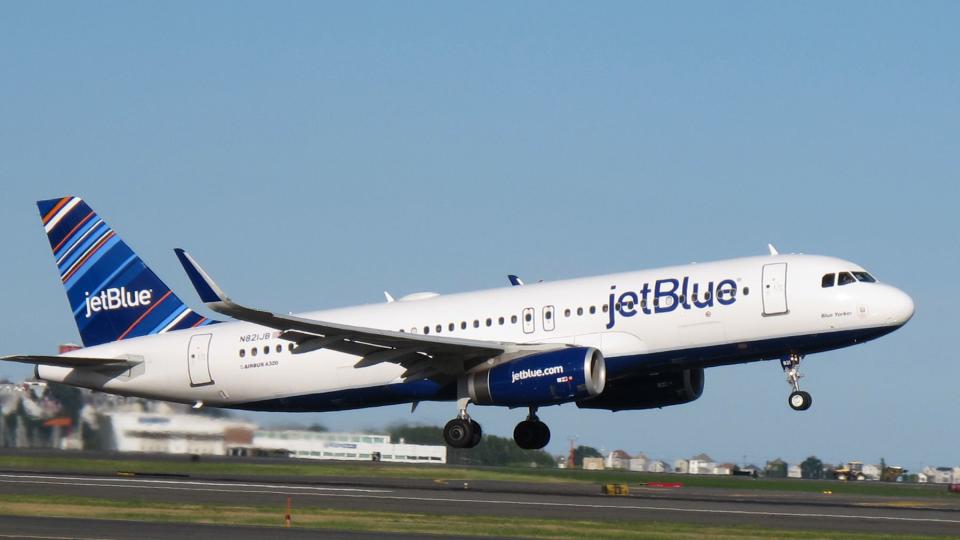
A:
628 453 649 472
105 412 255 455
788 464 802 478
248 429 446 464
606 450 631 470
674 459 689 474
861 464 881 481
688 453 715 475
648 460 668 473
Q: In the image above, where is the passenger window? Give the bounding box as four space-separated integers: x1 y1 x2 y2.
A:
853 271 877 283
263 346 269 355
564 309 571 317
449 323 455 332
602 304 608 313
525 313 532 322
577 307 583 316
251 347 257 357
544 311 552 320
423 326 430 334
461 321 467 330
743 287 750 295
821 273 835 288
276 344 282 353
486 318 492 327
289 343 295 352
473 320 479 328
239 349 246 358
498 316 505 325
511 315 518 324
838 272 856 286
589 306 596 314
435 324 442 333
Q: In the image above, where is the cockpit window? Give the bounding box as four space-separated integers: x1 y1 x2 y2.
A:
821 273 835 288
852 271 876 283
837 272 856 286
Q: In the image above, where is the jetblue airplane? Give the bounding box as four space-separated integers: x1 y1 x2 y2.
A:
4 197 914 450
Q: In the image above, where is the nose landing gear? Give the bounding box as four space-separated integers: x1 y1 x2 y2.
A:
513 407 551 450
781 353 812 411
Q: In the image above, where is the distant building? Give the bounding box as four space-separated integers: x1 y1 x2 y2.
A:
606 449 631 470
714 463 735 476
104 412 256 455
674 459 689 474
688 453 715 475
861 464 881 481
628 453 648 472
787 464 802 478
648 460 668 473
247 429 446 464
921 466 956 484
582 457 605 470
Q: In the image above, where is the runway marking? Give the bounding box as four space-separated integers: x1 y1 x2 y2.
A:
0 473 391 493
0 474 957 526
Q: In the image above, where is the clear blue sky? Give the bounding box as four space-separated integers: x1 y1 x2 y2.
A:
1 2 957 471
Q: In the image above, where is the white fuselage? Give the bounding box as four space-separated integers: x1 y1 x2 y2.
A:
37 254 914 411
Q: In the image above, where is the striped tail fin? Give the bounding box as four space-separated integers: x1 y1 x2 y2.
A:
37 196 215 347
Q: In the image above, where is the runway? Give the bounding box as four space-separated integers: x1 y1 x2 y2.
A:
0 471 957 537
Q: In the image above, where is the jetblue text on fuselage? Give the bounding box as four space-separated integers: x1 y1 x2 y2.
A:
606 277 738 329
83 287 153 318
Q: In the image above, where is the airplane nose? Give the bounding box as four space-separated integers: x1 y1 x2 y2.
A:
887 287 915 325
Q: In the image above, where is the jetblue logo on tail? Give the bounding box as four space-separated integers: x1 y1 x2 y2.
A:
83 287 153 319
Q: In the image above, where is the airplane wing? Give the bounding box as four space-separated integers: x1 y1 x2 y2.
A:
1 355 139 369
174 249 563 381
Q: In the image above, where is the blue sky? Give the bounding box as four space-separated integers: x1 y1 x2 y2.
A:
1 2 957 470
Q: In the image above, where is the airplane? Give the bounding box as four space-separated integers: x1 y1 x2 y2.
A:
3 197 914 450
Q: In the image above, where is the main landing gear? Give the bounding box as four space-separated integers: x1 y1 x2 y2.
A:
443 398 482 449
781 353 812 411
513 407 551 450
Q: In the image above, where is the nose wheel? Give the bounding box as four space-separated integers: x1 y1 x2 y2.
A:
513 407 551 450
782 353 812 411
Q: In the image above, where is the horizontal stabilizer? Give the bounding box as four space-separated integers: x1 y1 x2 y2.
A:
1 355 139 369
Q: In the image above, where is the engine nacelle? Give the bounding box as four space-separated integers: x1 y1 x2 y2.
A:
467 347 606 407
576 368 704 411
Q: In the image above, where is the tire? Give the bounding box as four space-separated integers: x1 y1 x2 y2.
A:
531 421 551 450
513 420 536 449
443 418 474 448
789 390 812 411
468 420 483 448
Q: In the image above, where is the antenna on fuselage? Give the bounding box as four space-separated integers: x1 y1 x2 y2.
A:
767 244 779 256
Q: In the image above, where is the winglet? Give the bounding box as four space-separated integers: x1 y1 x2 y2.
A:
508 275 524 286
767 244 779 256
174 249 230 304
384 291 395 303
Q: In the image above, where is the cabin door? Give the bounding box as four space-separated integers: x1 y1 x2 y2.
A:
762 263 789 316
187 333 214 386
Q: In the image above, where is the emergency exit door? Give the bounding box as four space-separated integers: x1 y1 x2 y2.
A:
187 334 214 386
762 263 789 316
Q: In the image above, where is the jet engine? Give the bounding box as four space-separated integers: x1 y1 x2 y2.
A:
576 368 704 411
467 347 606 407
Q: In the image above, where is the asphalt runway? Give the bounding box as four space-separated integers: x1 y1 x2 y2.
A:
0 471 958 537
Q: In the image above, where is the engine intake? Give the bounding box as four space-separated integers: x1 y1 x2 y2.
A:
576 368 704 411
468 347 606 407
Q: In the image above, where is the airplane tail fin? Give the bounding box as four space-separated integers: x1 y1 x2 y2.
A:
37 196 214 347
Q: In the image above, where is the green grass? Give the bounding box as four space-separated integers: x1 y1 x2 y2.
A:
0 453 953 500
0 493 951 540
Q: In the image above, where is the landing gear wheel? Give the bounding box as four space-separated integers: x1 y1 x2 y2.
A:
468 420 482 448
788 390 812 411
513 420 551 450
443 418 475 448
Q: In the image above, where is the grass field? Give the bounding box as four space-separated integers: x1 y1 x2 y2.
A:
0 493 950 540
0 453 953 500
